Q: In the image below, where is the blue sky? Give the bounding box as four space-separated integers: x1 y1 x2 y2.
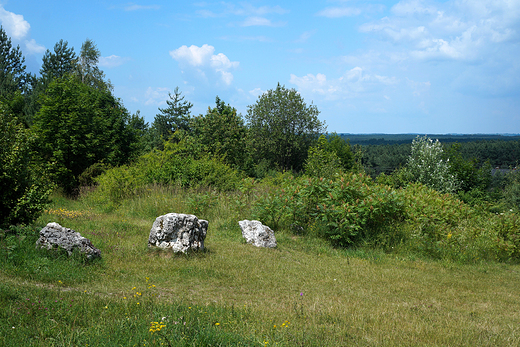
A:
5 0 520 133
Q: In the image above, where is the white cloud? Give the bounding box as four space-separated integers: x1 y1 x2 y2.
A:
169 44 239 85
170 44 214 67
317 7 362 18
0 6 30 40
124 3 160 11
144 87 171 106
290 67 397 101
358 0 520 62
99 55 131 68
391 0 437 16
240 16 285 27
224 3 288 16
249 88 265 98
295 30 315 43
24 39 45 54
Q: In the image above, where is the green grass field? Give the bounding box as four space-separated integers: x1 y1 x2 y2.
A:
1 187 520 346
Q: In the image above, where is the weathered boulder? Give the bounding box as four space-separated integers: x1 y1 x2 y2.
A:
148 213 208 253
36 222 101 259
238 220 277 248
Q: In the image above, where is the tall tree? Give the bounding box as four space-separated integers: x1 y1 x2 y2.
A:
152 87 193 149
0 26 27 95
246 83 326 172
76 38 111 90
33 75 137 195
24 40 78 125
193 96 247 169
41 39 77 82
0 26 29 120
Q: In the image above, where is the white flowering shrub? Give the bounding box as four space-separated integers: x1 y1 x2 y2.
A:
406 136 460 194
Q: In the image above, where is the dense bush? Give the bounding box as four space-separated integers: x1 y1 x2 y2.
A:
0 106 53 227
251 172 520 262
90 137 242 205
253 173 406 247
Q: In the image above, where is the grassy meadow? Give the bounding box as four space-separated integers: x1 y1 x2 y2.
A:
1 185 520 346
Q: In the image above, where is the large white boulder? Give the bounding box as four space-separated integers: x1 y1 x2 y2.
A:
148 213 208 253
238 220 277 248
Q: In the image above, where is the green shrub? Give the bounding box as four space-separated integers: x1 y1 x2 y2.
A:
92 164 147 204
399 183 519 263
502 169 520 211
253 173 406 247
0 106 54 228
90 141 242 205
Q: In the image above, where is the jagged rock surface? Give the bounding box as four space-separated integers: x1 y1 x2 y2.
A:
238 220 277 248
36 222 101 259
148 213 208 253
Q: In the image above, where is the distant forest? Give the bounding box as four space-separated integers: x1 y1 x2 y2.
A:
338 134 520 176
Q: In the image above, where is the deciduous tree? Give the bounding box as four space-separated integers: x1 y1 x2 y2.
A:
193 96 247 169
246 83 325 172
33 75 137 195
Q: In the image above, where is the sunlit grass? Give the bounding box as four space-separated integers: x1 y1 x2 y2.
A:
1 185 520 346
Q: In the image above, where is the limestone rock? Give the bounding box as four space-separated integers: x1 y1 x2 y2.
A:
148 213 208 253
238 220 277 248
36 222 101 259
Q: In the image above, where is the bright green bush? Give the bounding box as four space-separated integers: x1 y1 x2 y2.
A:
90 138 242 205
0 107 54 228
304 135 343 178
400 183 520 262
253 173 406 247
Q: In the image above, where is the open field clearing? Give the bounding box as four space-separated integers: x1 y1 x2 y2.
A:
1 189 519 346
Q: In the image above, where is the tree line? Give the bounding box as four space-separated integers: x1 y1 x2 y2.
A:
2 27 520 229
0 29 335 227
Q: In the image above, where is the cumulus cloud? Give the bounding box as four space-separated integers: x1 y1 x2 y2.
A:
317 7 362 18
169 44 239 86
24 38 45 54
0 5 47 55
0 6 30 40
290 67 398 101
99 55 130 68
358 0 520 62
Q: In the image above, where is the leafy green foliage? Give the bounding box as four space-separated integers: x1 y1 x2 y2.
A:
0 27 28 98
92 137 242 205
33 75 139 195
0 26 33 125
40 40 77 83
304 134 359 178
0 106 53 227
246 83 326 172
192 96 247 170
253 173 406 247
76 38 111 90
502 169 520 211
304 137 343 178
